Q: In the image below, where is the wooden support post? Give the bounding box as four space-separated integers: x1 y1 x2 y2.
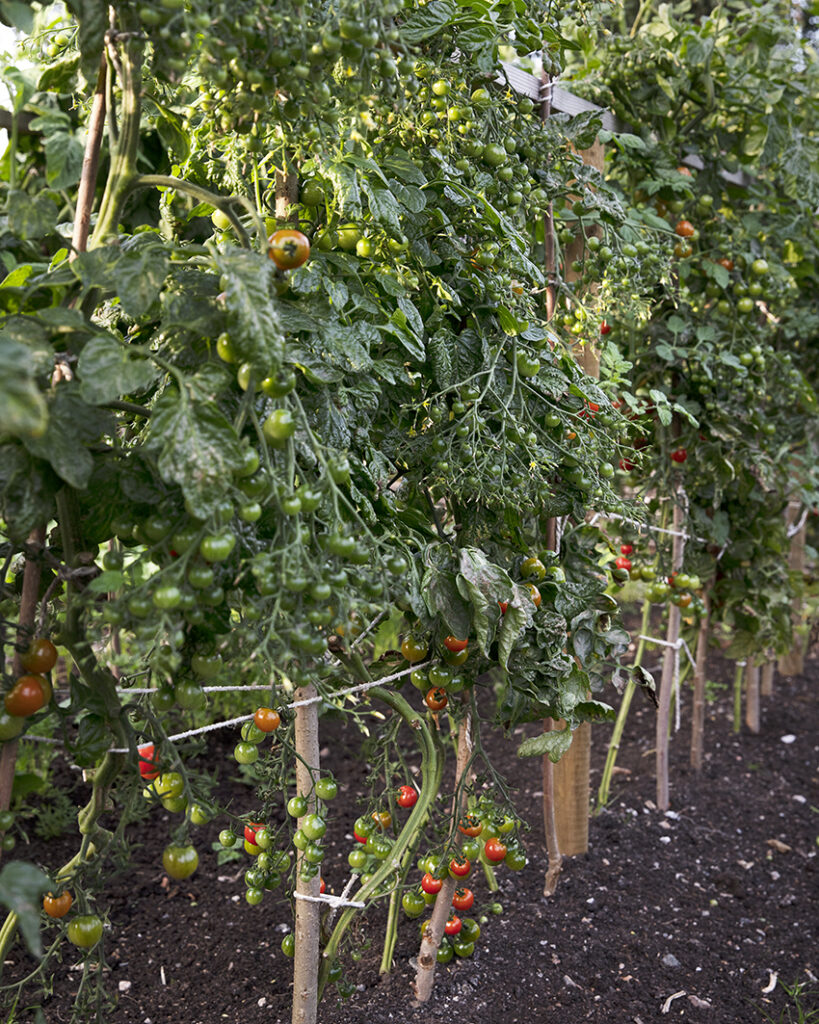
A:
553 720 591 854
656 493 685 811
291 686 321 1024
689 590 710 772
761 660 775 697
745 662 760 735
778 500 806 676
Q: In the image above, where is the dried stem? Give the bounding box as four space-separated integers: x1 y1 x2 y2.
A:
70 52 107 259
542 719 562 896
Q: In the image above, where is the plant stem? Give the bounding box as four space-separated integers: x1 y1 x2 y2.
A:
89 37 143 247
318 687 442 998
413 696 472 1003
596 596 652 812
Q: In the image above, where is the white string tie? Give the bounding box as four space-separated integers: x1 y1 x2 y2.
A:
294 891 365 909
787 507 808 538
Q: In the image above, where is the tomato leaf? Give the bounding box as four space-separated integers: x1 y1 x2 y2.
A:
0 331 48 438
400 0 455 44
516 725 573 762
146 380 242 519
0 443 57 541
456 548 516 655
22 385 113 490
421 566 471 641
213 250 284 370
77 334 160 404
0 862 50 957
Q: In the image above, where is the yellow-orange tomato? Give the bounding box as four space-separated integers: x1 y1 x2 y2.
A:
268 229 311 271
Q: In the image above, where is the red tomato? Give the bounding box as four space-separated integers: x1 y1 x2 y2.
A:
620 544 633 555
4 676 46 718
599 321 611 335
444 915 462 936
320 878 326 894
670 448 688 464
268 229 311 271
498 600 508 615
483 837 507 862
452 887 474 911
353 830 368 844
397 785 418 809
421 873 443 894
20 637 58 674
244 821 265 845
717 257 734 271
615 556 631 571
449 856 471 877
138 743 160 781
619 458 635 472
443 636 468 653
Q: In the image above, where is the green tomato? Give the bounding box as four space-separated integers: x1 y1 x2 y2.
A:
219 829 236 848
162 844 199 880
0 711 24 742
234 742 259 765
402 890 426 918
262 409 297 447
67 915 104 949
199 532 236 562
287 796 308 818
315 777 338 801
281 932 295 957
301 814 327 841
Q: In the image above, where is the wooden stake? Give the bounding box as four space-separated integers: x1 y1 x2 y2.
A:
541 719 562 895
413 702 472 1003
553 721 591 854
291 685 321 1024
689 590 710 772
70 53 107 259
761 660 775 697
745 662 760 735
778 500 806 676
656 495 685 811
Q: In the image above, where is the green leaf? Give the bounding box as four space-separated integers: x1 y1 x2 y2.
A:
497 584 534 670
114 237 170 318
427 329 454 390
0 862 50 957
213 250 284 370
0 332 48 437
517 725 572 762
381 149 427 187
64 0 108 87
44 129 84 190
371 607 405 662
77 335 160 403
361 180 402 232
0 443 56 541
456 548 514 655
146 383 243 518
37 55 79 93
573 700 615 722
7 190 60 239
319 321 375 374
22 385 112 490
0 1 34 32
421 566 472 641
401 0 455 43
71 713 109 767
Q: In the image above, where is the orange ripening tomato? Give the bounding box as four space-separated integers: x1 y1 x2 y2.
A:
675 220 695 238
443 636 468 653
138 742 160 781
268 229 311 271
43 891 73 918
254 707 281 732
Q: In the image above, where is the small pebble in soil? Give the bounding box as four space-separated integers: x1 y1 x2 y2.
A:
781 734 796 743
662 954 681 968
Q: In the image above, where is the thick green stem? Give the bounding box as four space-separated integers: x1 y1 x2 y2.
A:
318 687 442 998
596 597 652 812
482 860 499 892
89 39 143 247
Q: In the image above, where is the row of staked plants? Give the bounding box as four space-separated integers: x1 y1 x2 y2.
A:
0 0 816 1019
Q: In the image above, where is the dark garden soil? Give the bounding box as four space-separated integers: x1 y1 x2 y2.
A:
3 647 817 1024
